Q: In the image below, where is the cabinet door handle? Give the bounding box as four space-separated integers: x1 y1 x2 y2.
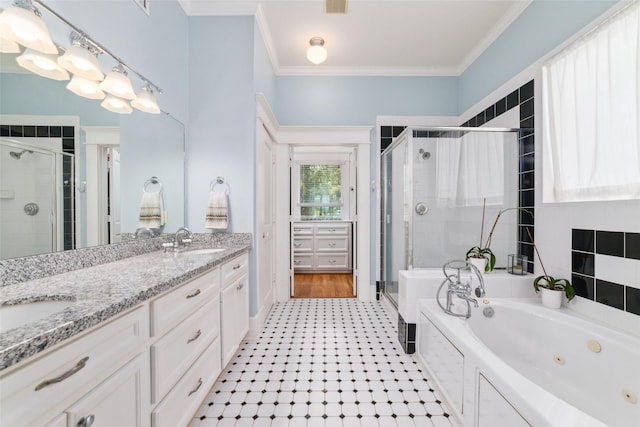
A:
187 329 202 344
293 228 302 232
327 229 336 232
329 260 336 264
294 243 302 247
188 378 203 397
294 259 301 264
77 414 95 427
186 289 201 299
233 264 241 270
35 356 89 391
237 283 244 290
328 243 336 247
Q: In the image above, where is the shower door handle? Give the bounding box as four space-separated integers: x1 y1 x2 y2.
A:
415 203 429 215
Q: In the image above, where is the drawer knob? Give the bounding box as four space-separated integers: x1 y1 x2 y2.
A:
237 283 244 291
187 329 202 344
186 289 201 299
329 260 336 264
329 243 336 247
77 414 95 427
188 378 203 397
294 259 301 264
294 243 302 247
233 264 241 270
35 356 89 391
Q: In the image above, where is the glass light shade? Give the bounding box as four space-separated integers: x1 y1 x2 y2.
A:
58 44 103 80
306 37 327 65
131 85 160 114
67 75 105 99
101 94 133 114
99 66 136 99
0 35 19 53
16 48 69 80
0 5 57 54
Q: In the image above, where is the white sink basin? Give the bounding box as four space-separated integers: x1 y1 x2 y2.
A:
0 300 73 334
179 248 226 256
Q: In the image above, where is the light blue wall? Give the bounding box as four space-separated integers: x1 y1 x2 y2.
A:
458 0 618 113
275 76 458 126
254 22 277 108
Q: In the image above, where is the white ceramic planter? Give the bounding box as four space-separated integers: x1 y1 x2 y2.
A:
468 257 487 275
540 287 563 309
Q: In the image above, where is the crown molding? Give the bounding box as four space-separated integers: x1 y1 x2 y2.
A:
178 0 258 16
275 65 459 77
278 126 372 145
255 4 281 72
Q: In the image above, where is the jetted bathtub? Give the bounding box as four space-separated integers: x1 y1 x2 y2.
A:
417 298 640 427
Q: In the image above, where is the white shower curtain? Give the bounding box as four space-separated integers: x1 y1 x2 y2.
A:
542 2 640 202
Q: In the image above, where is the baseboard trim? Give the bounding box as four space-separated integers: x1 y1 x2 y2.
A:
247 289 274 340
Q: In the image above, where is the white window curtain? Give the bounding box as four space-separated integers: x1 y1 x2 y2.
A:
542 2 640 202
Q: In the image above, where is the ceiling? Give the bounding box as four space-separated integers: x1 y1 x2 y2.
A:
180 0 533 76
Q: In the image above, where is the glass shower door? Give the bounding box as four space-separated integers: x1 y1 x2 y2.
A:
0 142 56 259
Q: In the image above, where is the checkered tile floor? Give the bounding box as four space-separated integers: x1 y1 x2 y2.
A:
190 298 457 427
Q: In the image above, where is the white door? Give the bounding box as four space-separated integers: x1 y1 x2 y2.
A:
256 123 276 317
107 148 121 243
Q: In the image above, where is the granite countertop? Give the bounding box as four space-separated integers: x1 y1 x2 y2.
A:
0 241 250 371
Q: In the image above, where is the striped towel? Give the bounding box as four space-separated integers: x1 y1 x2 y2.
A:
205 191 228 229
139 191 165 229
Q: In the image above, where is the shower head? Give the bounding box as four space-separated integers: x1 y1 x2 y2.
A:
9 150 33 160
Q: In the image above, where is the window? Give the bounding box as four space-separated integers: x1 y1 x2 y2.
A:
292 152 352 220
542 2 640 203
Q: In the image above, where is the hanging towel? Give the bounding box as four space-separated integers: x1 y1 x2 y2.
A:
139 191 165 229
205 191 228 229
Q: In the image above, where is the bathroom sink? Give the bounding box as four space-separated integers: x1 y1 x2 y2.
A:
0 300 73 334
179 248 226 256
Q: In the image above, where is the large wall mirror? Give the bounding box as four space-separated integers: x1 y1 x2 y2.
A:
0 59 185 260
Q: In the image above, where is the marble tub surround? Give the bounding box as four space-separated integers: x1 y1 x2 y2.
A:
0 234 251 371
0 232 251 286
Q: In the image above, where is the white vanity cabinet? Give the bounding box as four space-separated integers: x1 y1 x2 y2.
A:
150 268 222 426
293 222 352 272
0 306 149 427
220 253 249 366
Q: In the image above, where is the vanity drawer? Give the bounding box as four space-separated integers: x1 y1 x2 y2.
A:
316 254 349 269
151 296 219 403
293 237 313 252
150 268 220 337
316 236 348 252
293 254 313 269
152 337 221 427
292 224 314 235
221 253 248 284
316 224 350 235
0 306 147 427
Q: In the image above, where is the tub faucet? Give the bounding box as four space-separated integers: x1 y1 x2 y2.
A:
437 260 485 318
174 227 194 248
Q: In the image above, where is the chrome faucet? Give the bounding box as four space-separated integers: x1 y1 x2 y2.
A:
437 260 485 318
174 227 194 248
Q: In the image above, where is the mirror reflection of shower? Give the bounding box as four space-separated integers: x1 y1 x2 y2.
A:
9 149 33 160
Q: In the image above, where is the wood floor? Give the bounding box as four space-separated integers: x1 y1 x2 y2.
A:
293 273 354 298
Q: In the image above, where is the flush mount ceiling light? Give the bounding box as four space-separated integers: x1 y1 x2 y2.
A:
100 63 136 99
307 37 327 65
67 75 105 99
0 0 57 54
131 82 160 114
16 48 70 80
58 33 104 80
101 94 132 114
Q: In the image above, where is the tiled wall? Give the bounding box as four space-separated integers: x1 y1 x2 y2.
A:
0 124 76 250
572 229 640 316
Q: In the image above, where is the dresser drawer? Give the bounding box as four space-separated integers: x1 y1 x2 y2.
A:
293 237 313 252
316 224 350 235
150 269 220 337
221 253 249 285
292 224 313 235
293 254 314 269
316 254 349 269
150 296 219 403
0 307 147 427
152 338 221 427
316 236 348 251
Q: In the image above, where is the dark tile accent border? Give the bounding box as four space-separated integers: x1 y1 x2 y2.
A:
397 313 416 354
571 228 640 316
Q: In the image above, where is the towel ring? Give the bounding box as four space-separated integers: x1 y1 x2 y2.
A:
210 176 230 194
143 176 163 193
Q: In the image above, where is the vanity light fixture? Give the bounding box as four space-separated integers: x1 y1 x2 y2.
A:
58 33 104 80
0 0 57 54
66 75 105 99
131 82 160 114
0 33 20 53
16 48 70 80
306 37 327 65
101 94 133 114
100 63 136 100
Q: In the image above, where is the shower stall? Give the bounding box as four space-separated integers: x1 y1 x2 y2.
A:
381 127 522 307
0 138 71 259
